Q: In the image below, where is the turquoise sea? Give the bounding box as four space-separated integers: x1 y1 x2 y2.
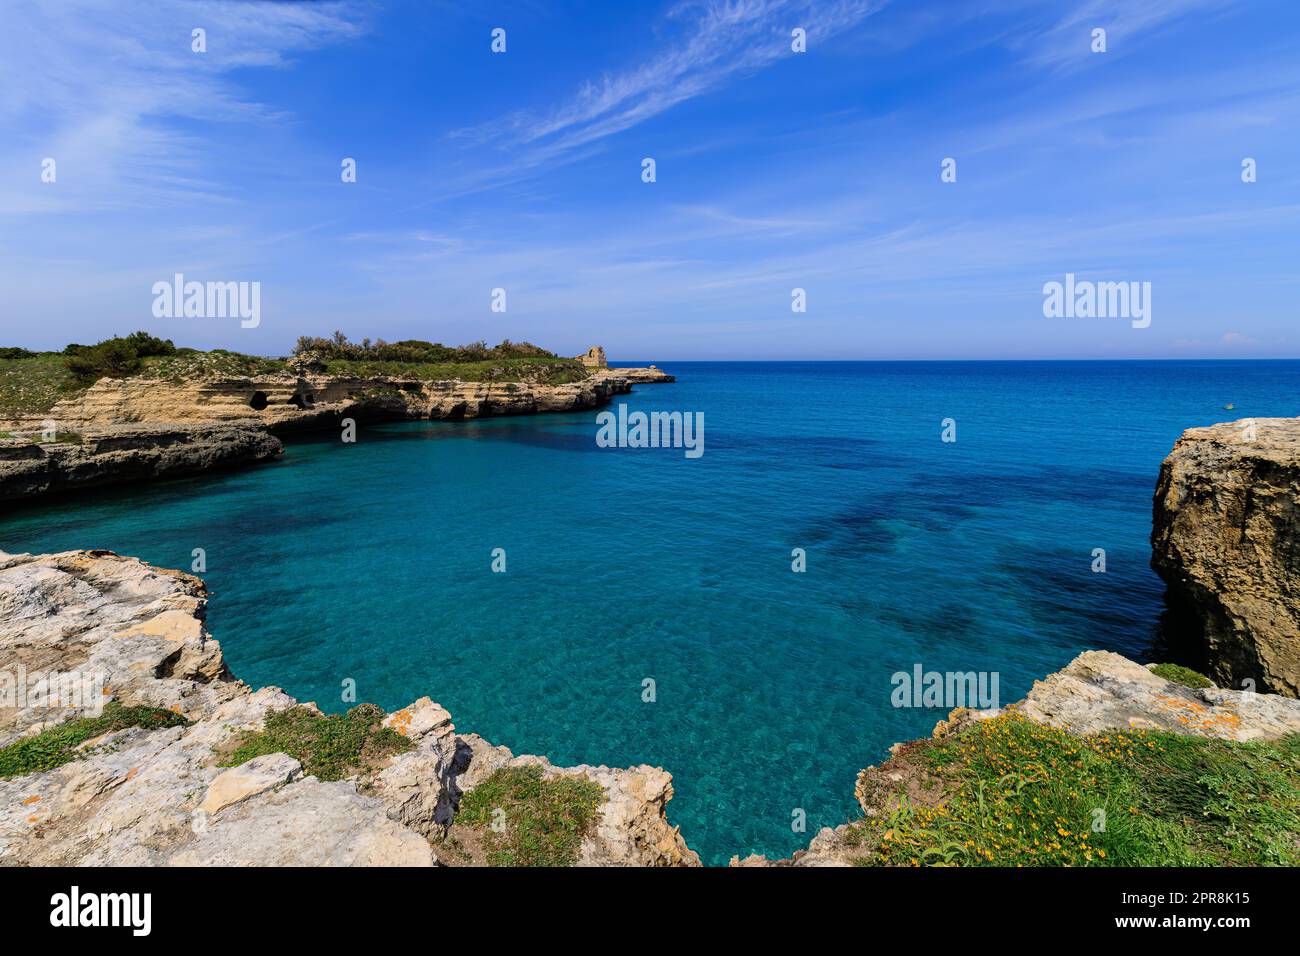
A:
2 360 1297 864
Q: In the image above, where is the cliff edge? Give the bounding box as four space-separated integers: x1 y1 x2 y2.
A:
1152 416 1300 698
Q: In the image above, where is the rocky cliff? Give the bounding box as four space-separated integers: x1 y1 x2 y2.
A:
0 425 282 504
0 550 699 866
11 367 668 434
1152 416 1300 698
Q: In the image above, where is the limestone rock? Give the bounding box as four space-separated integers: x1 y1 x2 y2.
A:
199 753 301 815
0 425 282 505
0 549 242 745
1018 650 1300 740
1152 417 1300 697
370 750 455 838
756 649 1300 866
382 696 453 742
171 779 436 867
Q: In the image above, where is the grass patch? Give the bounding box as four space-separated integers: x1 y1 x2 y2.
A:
220 703 411 781
0 353 90 417
856 712 1300 866
1150 663 1214 689
456 765 605 866
0 702 188 779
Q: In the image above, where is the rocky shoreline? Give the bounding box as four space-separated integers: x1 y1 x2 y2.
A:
2 547 1298 866
0 425 283 505
0 549 698 866
0 355 674 506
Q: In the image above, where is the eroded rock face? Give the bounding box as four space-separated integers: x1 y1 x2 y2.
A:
1152 417 1300 697
0 425 282 505
10 369 670 433
0 550 699 867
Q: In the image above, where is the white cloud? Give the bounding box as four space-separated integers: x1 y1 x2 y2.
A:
455 0 887 164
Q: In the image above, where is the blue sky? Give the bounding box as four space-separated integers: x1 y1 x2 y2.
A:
2 0 1298 360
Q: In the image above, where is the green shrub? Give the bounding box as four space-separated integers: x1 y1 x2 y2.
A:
456 765 605 866
65 339 141 380
0 702 188 778
61 332 175 381
220 703 411 781
293 332 557 364
121 331 177 358
0 347 35 360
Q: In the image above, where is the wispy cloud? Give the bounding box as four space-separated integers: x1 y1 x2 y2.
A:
0 0 364 215
1023 0 1242 69
455 0 887 165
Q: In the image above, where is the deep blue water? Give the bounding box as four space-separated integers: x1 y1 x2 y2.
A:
2 360 1297 864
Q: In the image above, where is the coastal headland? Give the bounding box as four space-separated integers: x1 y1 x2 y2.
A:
0 335 672 505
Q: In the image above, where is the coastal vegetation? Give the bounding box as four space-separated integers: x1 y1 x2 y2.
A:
0 702 189 779
219 703 412 781
455 765 605 866
1149 663 1214 689
847 710 1300 867
292 332 589 385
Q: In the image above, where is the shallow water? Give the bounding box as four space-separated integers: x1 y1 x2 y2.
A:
3 360 1296 864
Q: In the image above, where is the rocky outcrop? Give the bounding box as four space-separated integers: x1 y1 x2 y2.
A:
0 425 282 505
6 368 671 435
0 550 698 867
592 366 675 385
577 346 607 368
734 650 1300 866
1152 416 1300 698
447 735 697 867
1018 650 1300 737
